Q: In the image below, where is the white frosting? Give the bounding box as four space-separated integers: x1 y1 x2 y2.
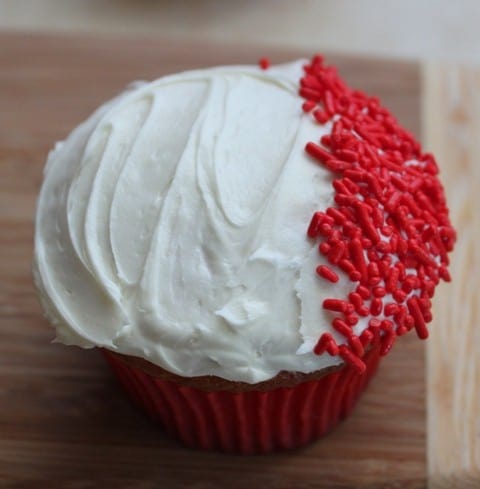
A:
33 61 370 383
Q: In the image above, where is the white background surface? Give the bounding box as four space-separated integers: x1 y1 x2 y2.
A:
1 0 479 64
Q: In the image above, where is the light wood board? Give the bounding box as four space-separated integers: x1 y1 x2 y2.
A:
0 31 468 488
423 64 480 489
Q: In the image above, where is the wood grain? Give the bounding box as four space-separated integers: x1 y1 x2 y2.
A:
423 64 480 488
0 32 425 488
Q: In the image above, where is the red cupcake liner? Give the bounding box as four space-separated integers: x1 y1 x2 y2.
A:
102 347 381 454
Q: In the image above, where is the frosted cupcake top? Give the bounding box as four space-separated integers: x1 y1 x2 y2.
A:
33 56 455 383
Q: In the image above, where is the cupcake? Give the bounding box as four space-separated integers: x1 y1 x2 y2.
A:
33 55 455 454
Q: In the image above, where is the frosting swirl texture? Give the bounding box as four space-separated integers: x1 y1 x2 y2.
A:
34 62 361 382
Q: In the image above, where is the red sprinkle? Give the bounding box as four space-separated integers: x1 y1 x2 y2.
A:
380 330 396 356
314 109 330 124
323 298 349 313
326 341 339 356
258 57 271 70
316 265 339 283
407 297 429 339
305 142 333 165
307 212 323 238
393 289 407 303
348 335 364 357
333 318 353 336
360 329 374 347
356 285 371 299
299 54 455 364
355 202 380 243
302 100 316 113
384 303 399 316
313 333 334 355
350 238 368 282
328 241 346 264
339 345 366 374
345 314 359 326
370 297 383 316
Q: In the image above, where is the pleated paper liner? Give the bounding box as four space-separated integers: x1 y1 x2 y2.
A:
102 347 381 454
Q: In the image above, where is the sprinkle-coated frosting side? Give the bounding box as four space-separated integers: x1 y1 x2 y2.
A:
296 55 456 372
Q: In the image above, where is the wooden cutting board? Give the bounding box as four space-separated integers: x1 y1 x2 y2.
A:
0 32 477 489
